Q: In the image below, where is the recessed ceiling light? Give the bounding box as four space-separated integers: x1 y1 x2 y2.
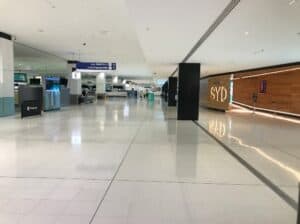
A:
100 30 110 35
244 31 249 36
289 0 296 5
146 27 150 31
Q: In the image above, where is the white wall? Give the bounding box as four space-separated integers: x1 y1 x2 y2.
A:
96 73 106 94
0 38 14 97
67 64 82 95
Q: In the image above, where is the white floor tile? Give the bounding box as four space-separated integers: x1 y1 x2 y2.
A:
93 181 297 224
0 99 297 223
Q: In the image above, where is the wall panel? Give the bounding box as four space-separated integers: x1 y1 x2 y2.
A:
233 66 300 115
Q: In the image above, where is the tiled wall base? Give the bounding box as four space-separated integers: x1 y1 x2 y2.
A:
70 95 80 105
0 97 15 117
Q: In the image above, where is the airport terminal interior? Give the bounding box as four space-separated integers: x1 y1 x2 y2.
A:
0 0 299 223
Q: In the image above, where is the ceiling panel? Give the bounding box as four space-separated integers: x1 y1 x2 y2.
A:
1 0 299 78
0 0 152 77
189 0 300 76
126 0 231 77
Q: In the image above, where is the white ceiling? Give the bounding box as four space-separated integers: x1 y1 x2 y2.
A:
126 0 231 77
1 0 300 78
0 0 151 78
126 0 300 77
14 43 68 74
189 0 300 76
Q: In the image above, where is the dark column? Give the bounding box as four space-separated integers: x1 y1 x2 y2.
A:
177 63 200 120
163 82 168 102
168 77 177 106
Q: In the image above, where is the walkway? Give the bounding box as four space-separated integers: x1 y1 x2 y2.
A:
0 99 296 223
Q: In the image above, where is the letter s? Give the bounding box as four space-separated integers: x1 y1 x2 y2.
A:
210 87 216 100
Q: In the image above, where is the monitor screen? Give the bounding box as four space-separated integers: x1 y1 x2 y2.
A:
14 73 27 83
30 78 41 85
45 77 60 91
60 78 68 87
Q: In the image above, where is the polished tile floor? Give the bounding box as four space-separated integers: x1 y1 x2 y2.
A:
197 107 300 202
0 98 297 223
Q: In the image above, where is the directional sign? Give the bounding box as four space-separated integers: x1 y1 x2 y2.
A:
76 62 117 71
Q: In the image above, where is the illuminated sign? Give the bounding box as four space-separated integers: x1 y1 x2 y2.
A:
260 80 267 93
207 76 230 110
72 71 81 79
76 62 116 71
210 86 228 102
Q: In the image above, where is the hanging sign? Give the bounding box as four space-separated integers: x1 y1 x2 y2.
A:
76 62 117 71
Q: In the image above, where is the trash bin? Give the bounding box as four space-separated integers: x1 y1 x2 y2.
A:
148 92 155 101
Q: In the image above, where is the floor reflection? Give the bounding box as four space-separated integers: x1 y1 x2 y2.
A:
198 106 300 200
176 123 197 179
228 134 300 181
208 119 227 138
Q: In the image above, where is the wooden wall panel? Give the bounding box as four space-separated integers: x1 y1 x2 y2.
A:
233 66 300 115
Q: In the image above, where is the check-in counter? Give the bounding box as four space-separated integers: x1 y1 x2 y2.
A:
106 91 127 97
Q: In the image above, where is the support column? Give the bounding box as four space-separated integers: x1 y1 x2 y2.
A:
67 61 82 104
177 63 200 120
96 72 106 99
0 32 15 116
168 76 177 106
162 82 168 102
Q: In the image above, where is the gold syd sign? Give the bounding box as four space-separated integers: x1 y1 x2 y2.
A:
207 76 230 110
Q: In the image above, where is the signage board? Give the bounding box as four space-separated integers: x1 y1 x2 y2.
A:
72 71 81 79
76 62 117 71
207 75 230 110
19 85 43 118
260 80 267 93
21 100 42 118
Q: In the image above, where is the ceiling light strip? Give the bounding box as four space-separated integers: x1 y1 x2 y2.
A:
233 101 300 120
171 0 241 77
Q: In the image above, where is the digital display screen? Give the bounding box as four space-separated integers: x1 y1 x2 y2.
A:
60 78 68 87
30 78 41 85
45 77 60 91
14 73 27 83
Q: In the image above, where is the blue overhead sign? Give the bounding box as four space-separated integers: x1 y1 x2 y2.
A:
76 62 117 70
